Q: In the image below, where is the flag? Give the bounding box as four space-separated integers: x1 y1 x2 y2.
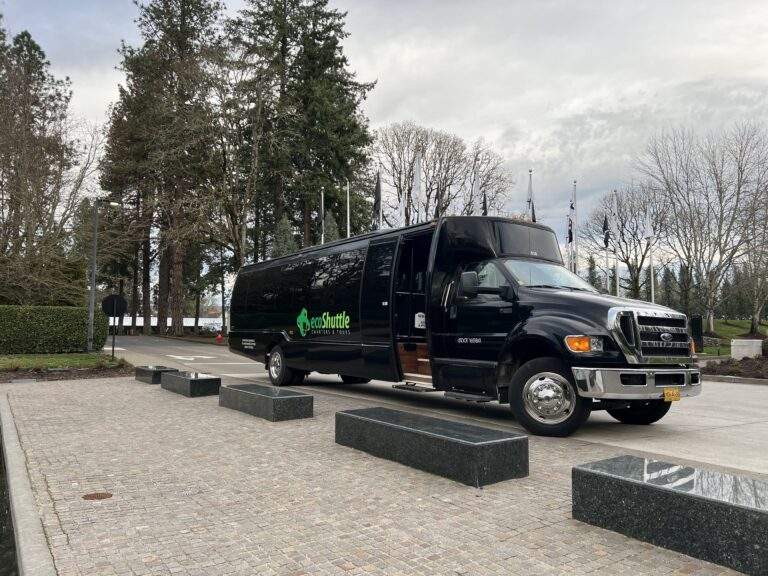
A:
567 199 575 243
372 171 382 229
602 214 610 248
526 169 536 222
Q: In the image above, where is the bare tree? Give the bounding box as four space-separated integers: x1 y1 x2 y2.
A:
461 138 513 216
739 158 768 334
580 184 667 299
373 122 512 225
638 123 765 332
373 121 427 226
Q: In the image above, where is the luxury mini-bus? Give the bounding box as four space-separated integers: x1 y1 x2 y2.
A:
229 216 700 436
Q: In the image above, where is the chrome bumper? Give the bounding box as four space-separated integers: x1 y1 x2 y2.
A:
571 367 701 400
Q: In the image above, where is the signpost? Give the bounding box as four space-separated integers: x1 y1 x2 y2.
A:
101 294 128 358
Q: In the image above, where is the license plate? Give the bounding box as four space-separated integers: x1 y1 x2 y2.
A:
663 387 681 402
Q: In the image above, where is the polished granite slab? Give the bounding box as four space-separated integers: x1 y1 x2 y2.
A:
135 365 179 384
219 383 312 422
573 455 768 575
335 407 528 487
160 371 221 397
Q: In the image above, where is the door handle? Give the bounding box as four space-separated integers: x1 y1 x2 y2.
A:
499 307 515 314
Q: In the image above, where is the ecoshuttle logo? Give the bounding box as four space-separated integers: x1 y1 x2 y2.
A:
296 307 350 337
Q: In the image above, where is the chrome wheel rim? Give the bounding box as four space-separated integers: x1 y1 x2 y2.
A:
522 372 575 424
268 350 282 381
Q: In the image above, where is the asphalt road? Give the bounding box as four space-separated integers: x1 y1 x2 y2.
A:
113 334 768 476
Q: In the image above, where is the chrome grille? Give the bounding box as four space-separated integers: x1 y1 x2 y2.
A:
636 312 690 357
610 307 692 363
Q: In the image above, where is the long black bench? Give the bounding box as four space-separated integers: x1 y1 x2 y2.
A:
572 455 768 575
335 407 528 487
219 383 313 421
160 371 221 397
135 365 178 384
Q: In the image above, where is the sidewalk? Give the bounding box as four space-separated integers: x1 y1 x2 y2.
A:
0 376 740 575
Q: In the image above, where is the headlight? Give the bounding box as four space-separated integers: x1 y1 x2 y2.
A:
565 335 604 353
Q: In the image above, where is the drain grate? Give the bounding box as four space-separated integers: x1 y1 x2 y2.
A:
82 492 112 501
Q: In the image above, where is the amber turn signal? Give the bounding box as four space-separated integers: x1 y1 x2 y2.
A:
565 335 592 353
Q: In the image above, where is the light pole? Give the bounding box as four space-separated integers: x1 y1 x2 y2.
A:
87 199 120 352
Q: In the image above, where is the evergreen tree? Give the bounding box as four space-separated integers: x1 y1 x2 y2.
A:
659 267 677 310
272 215 298 257
586 256 601 291
323 211 340 243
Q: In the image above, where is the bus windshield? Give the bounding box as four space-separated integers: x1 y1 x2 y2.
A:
502 259 598 292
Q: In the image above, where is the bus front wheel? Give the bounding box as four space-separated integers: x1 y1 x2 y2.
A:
508 357 591 437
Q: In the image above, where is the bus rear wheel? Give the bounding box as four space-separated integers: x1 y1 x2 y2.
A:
267 345 302 386
508 357 591 437
607 400 671 425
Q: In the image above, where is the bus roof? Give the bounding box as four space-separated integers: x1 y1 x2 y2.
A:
239 216 555 271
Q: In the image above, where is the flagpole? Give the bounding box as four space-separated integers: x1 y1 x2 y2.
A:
320 187 325 244
573 179 578 276
346 178 350 238
605 247 609 293
649 244 655 303
613 190 620 296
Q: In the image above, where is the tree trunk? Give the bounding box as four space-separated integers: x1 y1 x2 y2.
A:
118 278 125 335
157 244 170 335
141 227 152 336
194 291 201 335
169 241 185 337
130 246 139 335
303 198 311 247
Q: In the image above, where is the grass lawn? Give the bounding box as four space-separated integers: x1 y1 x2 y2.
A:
0 353 125 371
712 318 768 339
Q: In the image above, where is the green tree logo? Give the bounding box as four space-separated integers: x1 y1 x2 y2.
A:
296 308 310 337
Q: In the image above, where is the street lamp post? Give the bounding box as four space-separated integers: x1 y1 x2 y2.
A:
86 199 120 352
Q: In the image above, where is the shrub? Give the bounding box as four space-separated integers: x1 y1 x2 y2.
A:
0 305 108 354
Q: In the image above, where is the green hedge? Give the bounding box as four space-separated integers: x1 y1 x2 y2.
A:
0 305 108 354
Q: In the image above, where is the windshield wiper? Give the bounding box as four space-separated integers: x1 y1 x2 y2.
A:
526 284 561 289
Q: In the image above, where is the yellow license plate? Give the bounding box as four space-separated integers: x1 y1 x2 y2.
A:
663 387 681 402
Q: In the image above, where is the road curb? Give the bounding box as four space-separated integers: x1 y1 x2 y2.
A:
0 394 57 576
703 374 768 386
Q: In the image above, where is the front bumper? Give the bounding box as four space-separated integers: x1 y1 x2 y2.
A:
571 367 701 400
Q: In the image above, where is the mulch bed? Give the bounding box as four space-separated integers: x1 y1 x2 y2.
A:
0 365 134 383
701 356 768 380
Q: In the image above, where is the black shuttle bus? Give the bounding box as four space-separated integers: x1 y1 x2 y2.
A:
229 216 700 436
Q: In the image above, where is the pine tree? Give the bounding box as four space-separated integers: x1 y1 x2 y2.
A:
323 211 340 243
586 256 601 291
272 216 298 257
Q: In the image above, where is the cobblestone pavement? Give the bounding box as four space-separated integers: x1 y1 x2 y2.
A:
2 377 741 575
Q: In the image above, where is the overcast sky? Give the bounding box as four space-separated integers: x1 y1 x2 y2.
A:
4 0 768 238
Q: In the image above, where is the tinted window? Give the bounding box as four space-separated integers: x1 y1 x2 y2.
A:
496 222 562 263
466 261 509 289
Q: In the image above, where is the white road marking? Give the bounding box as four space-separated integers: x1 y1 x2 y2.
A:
102 347 126 351
166 354 217 361
186 362 254 365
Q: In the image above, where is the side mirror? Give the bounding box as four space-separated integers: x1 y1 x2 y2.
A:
459 271 479 299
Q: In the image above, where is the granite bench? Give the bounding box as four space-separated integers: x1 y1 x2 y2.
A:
335 407 528 487
572 455 768 575
135 365 179 384
160 371 221 397
219 383 313 421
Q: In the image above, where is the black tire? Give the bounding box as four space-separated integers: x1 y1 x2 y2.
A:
340 375 371 384
267 345 297 387
508 357 591 437
607 400 672 425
